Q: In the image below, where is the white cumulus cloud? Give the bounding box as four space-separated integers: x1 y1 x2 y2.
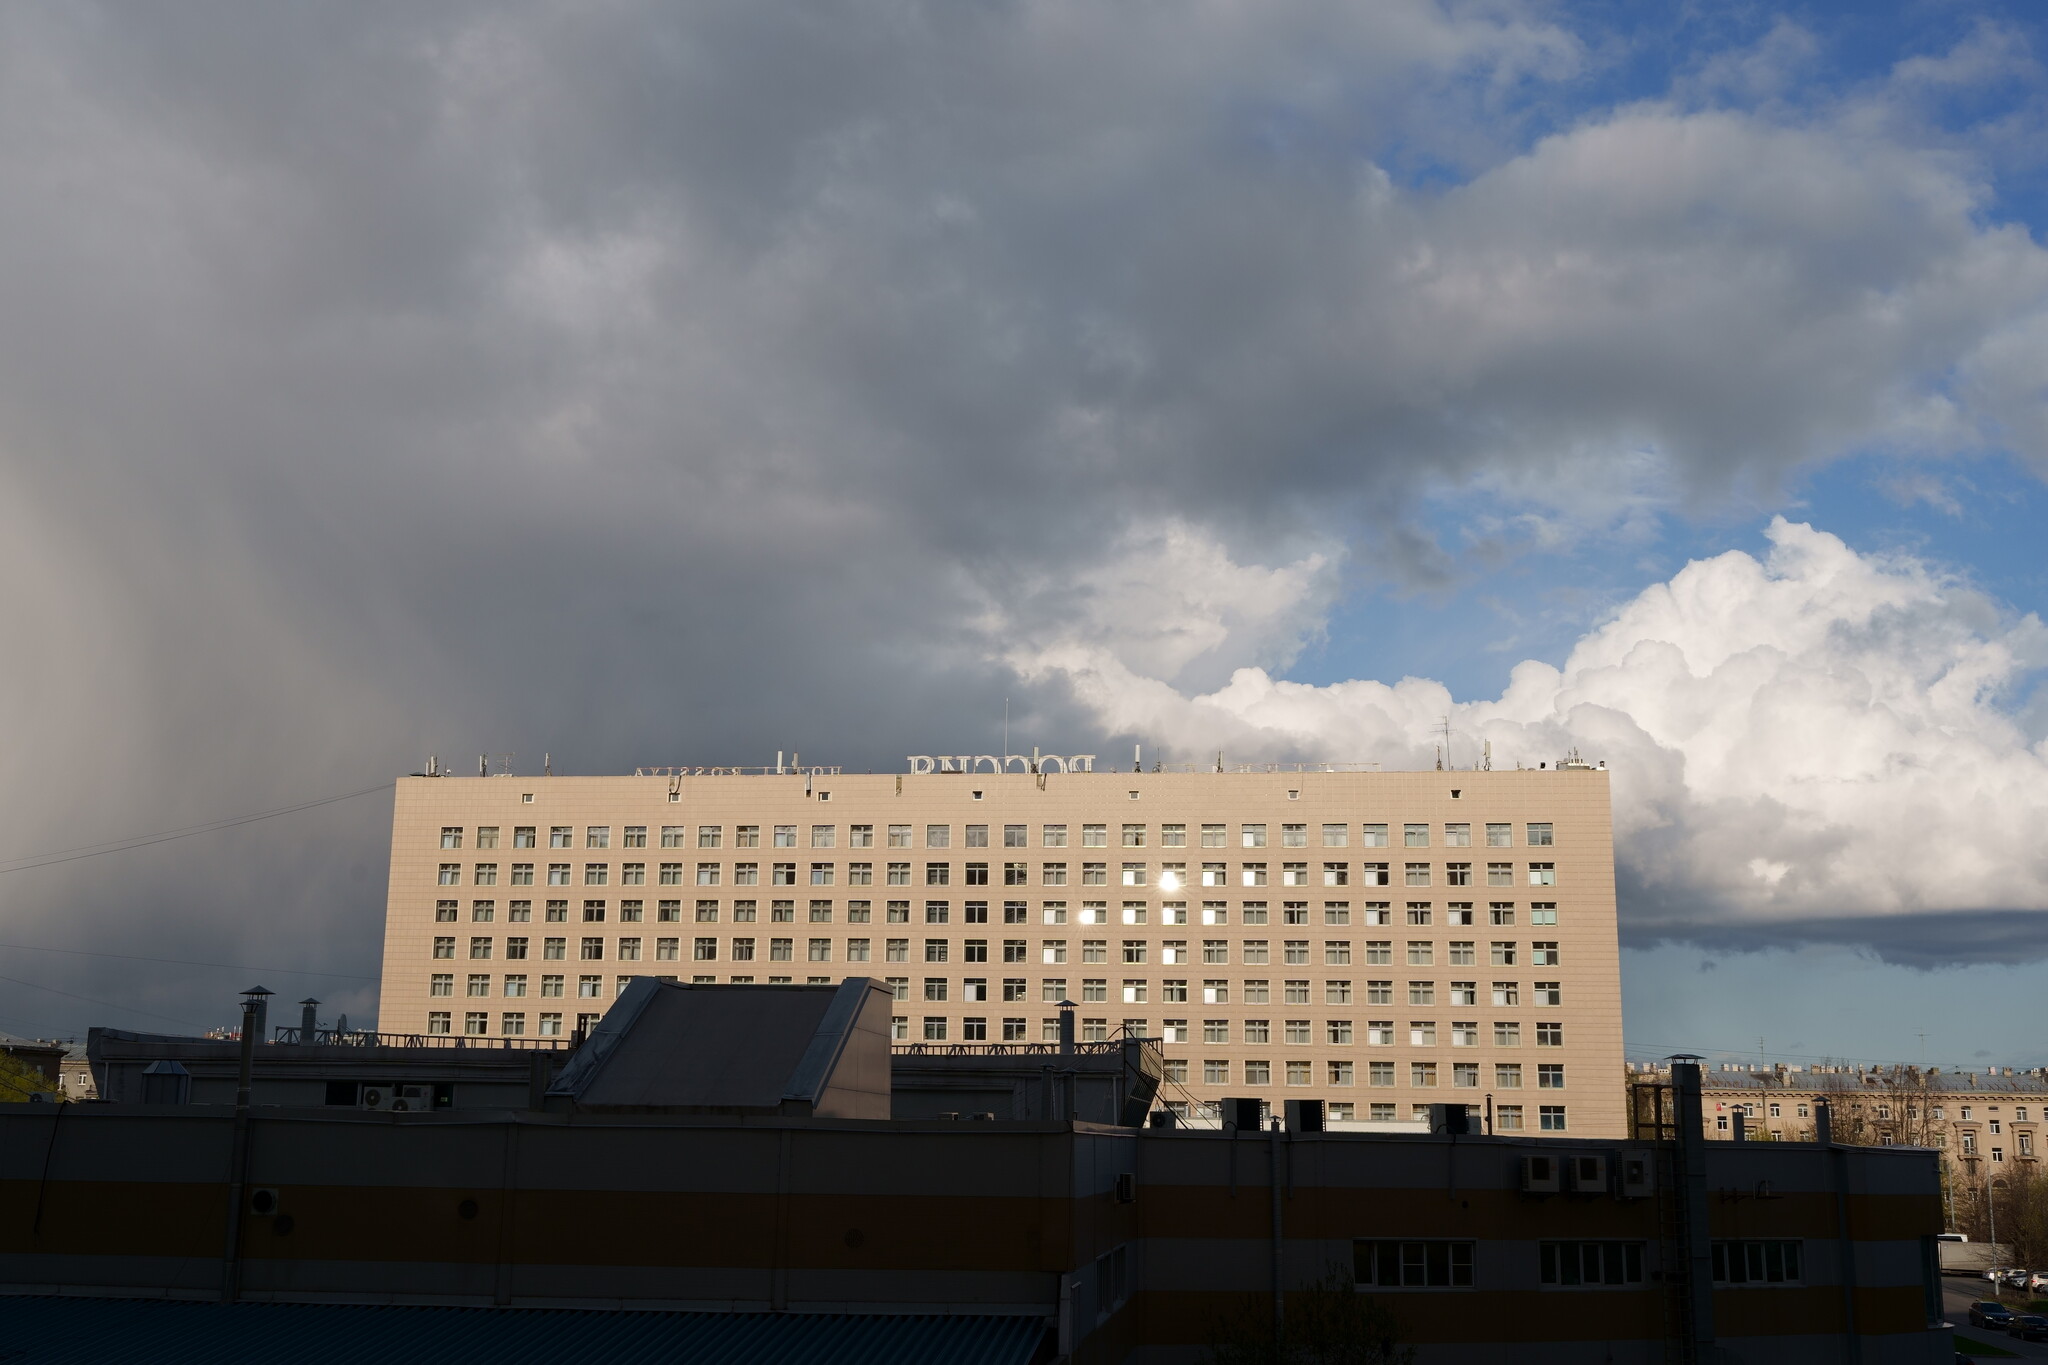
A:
1012 519 2048 954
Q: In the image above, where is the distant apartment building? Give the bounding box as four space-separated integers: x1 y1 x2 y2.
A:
1636 1061 2047 1217
379 757 1627 1135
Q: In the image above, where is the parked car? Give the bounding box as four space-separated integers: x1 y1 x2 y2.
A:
2007 1314 2048 1342
1969 1301 2014 1330
2028 1270 2048 1292
2006 1269 2035 1290
1984 1266 2012 1282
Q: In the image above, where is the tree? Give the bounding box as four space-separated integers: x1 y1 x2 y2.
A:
1204 1265 1415 1365
0 1051 61 1102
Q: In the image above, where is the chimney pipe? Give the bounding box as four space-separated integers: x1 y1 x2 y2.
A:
1058 999 1076 1055
241 986 273 1049
299 998 320 1041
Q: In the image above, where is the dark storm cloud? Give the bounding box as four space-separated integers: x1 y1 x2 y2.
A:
0 4 2042 1031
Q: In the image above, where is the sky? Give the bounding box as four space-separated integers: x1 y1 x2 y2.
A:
1 1 2045 1069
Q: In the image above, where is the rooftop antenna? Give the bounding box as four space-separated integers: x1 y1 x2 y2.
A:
478 754 487 777
1003 698 1009 759
1481 740 1492 772
543 752 552 777
1436 715 1455 769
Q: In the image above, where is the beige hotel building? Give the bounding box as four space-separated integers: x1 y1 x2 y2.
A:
378 761 1624 1135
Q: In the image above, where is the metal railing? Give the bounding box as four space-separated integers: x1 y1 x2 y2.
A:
891 1038 1160 1058
271 1027 571 1051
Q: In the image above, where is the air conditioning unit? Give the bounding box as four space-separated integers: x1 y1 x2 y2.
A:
1520 1154 1560 1194
1566 1154 1608 1193
1618 1151 1656 1199
1284 1099 1325 1133
361 1083 435 1112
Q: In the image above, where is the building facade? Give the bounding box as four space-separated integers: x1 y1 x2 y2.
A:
379 763 1624 1135
0 1080 1951 1363
1639 1061 2048 1228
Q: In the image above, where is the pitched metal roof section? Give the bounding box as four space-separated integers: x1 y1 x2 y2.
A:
542 978 893 1117
0 1298 1050 1365
782 977 893 1109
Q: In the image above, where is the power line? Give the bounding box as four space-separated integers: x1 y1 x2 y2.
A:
0 942 375 982
0 973 212 1032
0 781 392 876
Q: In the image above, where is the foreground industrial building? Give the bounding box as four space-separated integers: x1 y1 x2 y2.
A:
379 760 1626 1134
4 980 1953 1363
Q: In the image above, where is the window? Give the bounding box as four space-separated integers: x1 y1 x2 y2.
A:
1403 824 1428 848
1354 1241 1473 1289
1406 904 1431 926
1526 823 1553 846
1450 1022 1478 1047
622 826 646 848
1443 823 1470 847
441 827 464 849
1495 1022 1521 1046
468 936 494 960
514 827 537 849
542 937 566 960
1710 1241 1802 1285
1244 1061 1271 1085
1491 942 1517 965
1539 1106 1567 1131
1536 1021 1563 1047
1541 1242 1643 1287
1410 1024 1437 1049
1407 942 1433 966
438 864 461 886
427 1012 451 1034
1538 1063 1565 1089
1204 1059 1230 1085
1408 982 1435 1006
1444 862 1471 886
1405 863 1430 886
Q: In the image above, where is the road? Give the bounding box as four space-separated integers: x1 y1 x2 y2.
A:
1948 1277 2048 1360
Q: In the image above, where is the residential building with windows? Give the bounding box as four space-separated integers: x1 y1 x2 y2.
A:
380 759 1625 1135
1635 1061 2048 1231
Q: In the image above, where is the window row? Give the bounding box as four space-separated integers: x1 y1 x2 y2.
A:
1347 1239 1801 1292
1165 1059 1562 1089
436 860 1563 889
439 822 1559 851
498 898 1562 927
434 932 1561 970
